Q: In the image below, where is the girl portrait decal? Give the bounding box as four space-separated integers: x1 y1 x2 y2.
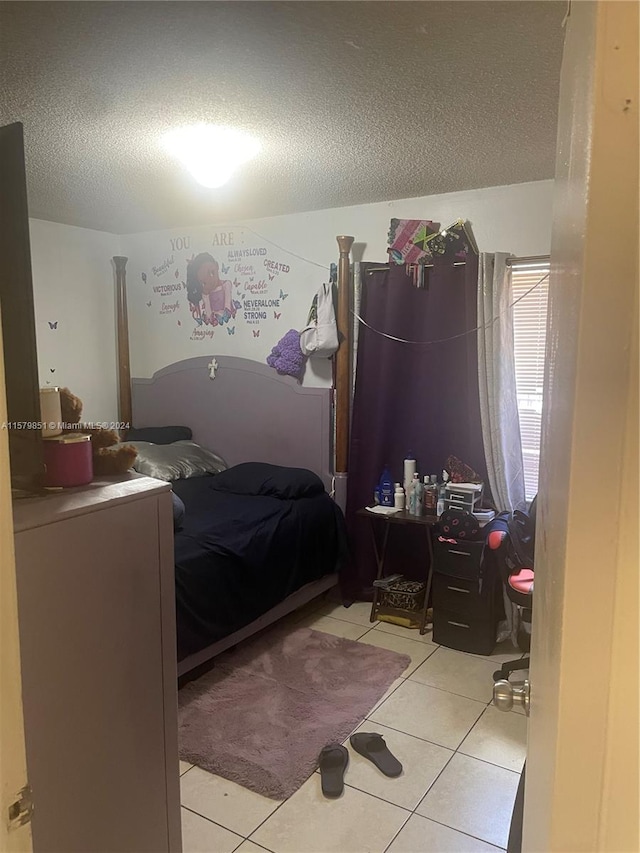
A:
186 252 238 327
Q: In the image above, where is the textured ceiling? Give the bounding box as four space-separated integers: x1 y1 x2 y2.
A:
0 1 565 234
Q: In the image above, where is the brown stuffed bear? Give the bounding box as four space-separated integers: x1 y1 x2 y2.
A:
59 387 138 476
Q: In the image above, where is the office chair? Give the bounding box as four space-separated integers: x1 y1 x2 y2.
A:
485 500 536 682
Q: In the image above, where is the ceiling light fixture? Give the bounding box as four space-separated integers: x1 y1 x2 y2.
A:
162 124 261 188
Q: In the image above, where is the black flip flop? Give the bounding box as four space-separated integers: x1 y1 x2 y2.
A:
318 743 349 798
349 732 403 777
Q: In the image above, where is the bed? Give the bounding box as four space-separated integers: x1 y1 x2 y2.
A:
171 464 346 668
113 238 355 676
125 428 347 676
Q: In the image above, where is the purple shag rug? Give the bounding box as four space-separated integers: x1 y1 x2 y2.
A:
178 625 410 799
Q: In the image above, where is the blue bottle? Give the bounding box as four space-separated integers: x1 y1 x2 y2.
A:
378 464 394 507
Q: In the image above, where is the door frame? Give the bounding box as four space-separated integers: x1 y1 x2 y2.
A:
523 1 639 850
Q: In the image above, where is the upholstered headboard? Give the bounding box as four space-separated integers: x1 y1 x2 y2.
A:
130 355 333 489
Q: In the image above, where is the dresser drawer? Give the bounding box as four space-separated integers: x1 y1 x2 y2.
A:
432 538 485 581
433 572 489 618
432 607 497 656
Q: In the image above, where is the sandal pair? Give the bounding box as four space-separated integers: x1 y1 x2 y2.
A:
318 732 402 798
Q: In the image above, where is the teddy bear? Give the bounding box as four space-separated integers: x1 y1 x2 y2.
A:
59 387 138 476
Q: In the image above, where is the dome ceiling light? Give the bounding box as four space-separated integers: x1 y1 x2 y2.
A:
162 124 261 188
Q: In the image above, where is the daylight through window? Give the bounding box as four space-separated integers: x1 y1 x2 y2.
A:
511 261 550 502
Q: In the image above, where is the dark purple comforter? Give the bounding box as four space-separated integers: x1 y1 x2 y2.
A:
171 465 347 660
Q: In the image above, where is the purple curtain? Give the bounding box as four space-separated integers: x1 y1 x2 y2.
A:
343 255 487 600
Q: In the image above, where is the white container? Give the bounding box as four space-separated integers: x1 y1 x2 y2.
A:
40 387 62 437
394 483 405 510
403 452 416 496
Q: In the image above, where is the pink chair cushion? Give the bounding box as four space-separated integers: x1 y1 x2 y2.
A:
509 568 534 595
487 530 507 550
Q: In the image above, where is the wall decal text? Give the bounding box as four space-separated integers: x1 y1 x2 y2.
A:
152 255 175 277
212 232 235 246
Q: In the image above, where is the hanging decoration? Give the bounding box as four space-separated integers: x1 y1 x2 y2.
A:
387 219 439 265
387 218 476 268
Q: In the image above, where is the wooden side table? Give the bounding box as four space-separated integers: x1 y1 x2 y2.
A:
357 507 438 635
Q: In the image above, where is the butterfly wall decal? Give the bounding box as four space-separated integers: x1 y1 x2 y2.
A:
253 329 260 338
279 289 289 300
141 273 147 283
274 311 281 320
177 320 182 326
221 263 230 274
248 277 254 283
146 301 152 308
48 321 58 329
175 269 180 278
268 273 275 281
227 326 236 335
194 317 203 326
50 368 55 373
232 300 242 310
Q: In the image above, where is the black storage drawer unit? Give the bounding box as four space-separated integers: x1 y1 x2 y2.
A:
432 607 497 656
433 572 489 619
431 538 485 581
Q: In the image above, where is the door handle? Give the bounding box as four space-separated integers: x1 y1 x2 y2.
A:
493 679 530 716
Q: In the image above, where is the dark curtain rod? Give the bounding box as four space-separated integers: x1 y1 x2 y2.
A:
365 254 550 273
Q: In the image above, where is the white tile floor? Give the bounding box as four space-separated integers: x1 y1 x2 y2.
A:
179 597 528 853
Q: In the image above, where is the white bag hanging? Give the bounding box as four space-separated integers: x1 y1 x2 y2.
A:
299 282 339 358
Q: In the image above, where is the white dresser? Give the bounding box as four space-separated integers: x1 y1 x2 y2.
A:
12 474 181 853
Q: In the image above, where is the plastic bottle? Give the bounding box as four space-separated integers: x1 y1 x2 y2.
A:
422 474 433 512
379 465 394 507
436 469 449 516
422 475 435 513
430 474 439 512
414 473 424 515
403 451 416 498
409 472 421 515
393 483 405 510
406 475 414 514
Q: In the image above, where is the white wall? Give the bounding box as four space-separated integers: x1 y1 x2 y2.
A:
27 180 554 406
120 224 335 386
29 219 122 422
236 179 554 264
122 179 554 381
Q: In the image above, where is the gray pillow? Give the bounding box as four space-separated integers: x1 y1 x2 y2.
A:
127 440 227 482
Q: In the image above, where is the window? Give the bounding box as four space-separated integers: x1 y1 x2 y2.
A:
511 261 550 501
